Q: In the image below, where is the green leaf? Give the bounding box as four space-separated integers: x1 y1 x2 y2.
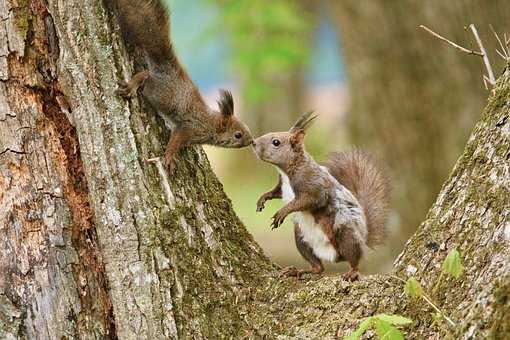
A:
344 317 373 340
442 248 464 279
404 277 423 298
375 314 412 326
373 319 405 340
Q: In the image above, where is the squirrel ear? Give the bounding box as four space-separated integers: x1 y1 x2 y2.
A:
218 89 234 117
289 111 317 134
290 130 306 148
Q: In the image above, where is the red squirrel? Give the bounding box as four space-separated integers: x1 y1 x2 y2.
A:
106 0 253 170
253 112 389 281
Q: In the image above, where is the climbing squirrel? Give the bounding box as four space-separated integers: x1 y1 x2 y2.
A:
106 0 253 170
253 112 389 281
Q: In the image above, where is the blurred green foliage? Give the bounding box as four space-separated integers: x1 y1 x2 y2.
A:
209 0 312 105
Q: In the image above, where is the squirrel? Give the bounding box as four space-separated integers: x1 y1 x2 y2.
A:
253 111 389 281
106 0 253 170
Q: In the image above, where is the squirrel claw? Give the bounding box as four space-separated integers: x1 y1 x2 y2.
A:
162 155 176 173
270 219 280 230
279 266 301 279
271 210 286 229
116 81 133 99
256 199 265 212
165 162 175 174
342 269 360 282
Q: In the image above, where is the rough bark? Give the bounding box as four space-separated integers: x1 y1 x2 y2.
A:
327 1 509 248
0 0 272 338
0 0 509 339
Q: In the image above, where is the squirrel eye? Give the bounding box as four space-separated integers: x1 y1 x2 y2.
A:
272 139 281 147
234 132 242 139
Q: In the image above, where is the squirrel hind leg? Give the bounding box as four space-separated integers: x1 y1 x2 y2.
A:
116 70 150 99
284 223 324 279
335 227 363 281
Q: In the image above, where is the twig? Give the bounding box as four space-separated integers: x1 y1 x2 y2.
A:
422 294 456 328
390 275 406 284
490 25 510 61
393 274 457 328
419 25 483 56
420 24 498 89
468 24 496 85
145 157 175 207
145 157 161 163
483 75 492 90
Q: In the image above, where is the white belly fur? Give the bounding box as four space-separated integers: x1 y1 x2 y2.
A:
278 170 338 262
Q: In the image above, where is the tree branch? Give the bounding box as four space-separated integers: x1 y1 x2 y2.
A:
419 24 497 88
419 25 483 56
468 24 496 85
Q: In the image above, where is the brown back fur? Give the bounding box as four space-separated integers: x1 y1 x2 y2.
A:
324 150 390 248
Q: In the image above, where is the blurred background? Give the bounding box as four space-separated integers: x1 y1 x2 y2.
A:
165 0 509 273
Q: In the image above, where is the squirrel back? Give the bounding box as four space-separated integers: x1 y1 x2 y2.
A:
324 150 390 248
107 0 175 65
106 0 253 170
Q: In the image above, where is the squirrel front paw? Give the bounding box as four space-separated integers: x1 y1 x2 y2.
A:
270 209 288 230
256 196 268 212
162 153 175 173
116 81 133 99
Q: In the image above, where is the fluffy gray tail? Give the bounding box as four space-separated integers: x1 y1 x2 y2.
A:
324 150 390 248
107 0 175 65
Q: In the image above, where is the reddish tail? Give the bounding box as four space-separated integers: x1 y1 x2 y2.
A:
324 150 390 248
106 0 175 65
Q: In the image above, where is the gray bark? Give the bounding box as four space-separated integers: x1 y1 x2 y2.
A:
0 0 271 338
0 0 508 339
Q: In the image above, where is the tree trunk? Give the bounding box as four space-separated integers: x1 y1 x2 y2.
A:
1 1 508 339
0 0 272 338
327 1 509 248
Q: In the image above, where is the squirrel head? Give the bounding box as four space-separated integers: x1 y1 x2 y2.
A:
253 111 317 169
214 90 253 148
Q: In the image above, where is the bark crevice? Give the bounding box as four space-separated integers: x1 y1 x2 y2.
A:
1 0 116 338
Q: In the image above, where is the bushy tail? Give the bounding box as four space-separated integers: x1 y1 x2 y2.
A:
107 0 174 65
324 150 390 248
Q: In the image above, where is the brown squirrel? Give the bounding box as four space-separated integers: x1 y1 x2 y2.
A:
253 112 389 281
106 0 253 170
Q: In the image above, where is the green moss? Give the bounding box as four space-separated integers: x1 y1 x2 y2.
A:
487 277 510 339
13 0 30 38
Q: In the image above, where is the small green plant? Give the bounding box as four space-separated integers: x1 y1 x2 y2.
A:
404 277 423 298
431 247 464 295
344 314 412 340
404 248 465 328
404 276 456 327
346 247 464 339
442 248 464 279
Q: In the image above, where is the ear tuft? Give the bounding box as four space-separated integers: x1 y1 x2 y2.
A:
290 111 318 133
218 90 234 117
